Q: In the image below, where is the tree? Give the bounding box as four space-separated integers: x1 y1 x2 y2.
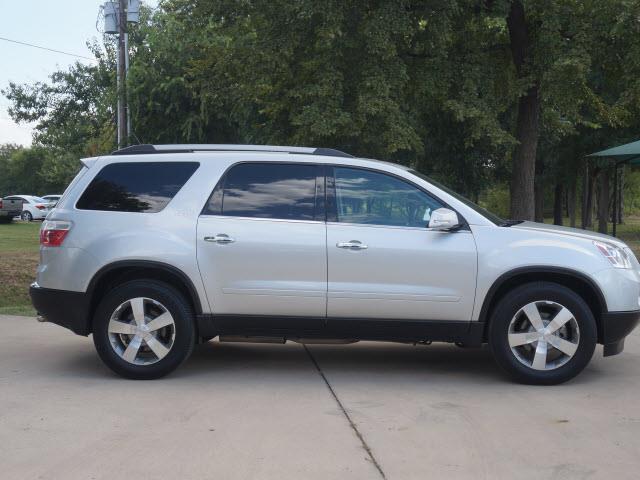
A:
506 0 538 220
5 0 640 223
3 42 116 158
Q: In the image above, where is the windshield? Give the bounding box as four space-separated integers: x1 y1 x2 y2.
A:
409 170 505 225
30 196 48 203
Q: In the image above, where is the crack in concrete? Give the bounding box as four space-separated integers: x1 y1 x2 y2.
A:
303 344 387 480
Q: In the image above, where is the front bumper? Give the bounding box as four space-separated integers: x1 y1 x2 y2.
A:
29 283 91 336
600 310 640 356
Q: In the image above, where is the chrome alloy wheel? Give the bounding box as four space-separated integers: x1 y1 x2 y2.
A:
107 297 176 365
508 301 580 371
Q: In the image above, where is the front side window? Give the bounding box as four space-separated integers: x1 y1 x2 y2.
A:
76 162 199 213
203 163 320 221
332 167 443 227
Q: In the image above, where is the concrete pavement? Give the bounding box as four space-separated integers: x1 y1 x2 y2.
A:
1 314 639 479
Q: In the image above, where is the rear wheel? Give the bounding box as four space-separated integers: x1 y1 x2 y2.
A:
21 211 32 222
488 282 597 385
93 280 196 379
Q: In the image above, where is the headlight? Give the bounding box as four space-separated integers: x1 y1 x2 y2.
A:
594 240 633 269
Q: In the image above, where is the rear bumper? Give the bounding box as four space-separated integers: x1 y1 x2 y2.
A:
29 283 91 336
600 310 640 356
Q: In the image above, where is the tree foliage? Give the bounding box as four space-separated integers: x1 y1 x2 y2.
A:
4 0 640 219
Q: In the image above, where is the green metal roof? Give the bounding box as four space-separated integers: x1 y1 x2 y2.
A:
587 139 640 163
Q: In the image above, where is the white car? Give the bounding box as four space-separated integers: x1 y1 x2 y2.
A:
5 195 52 221
30 144 640 383
42 195 62 207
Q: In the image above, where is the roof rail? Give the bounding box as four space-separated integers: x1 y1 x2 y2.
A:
111 144 353 158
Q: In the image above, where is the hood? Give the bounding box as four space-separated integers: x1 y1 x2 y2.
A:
511 221 627 247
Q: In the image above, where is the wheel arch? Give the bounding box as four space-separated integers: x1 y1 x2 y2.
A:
479 266 607 342
86 260 204 332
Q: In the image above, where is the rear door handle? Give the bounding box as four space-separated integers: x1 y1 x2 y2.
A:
204 234 235 244
336 240 368 250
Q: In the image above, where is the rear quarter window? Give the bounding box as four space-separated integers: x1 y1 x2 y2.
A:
76 162 199 213
202 162 321 221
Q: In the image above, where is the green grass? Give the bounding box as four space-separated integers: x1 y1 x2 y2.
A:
0 221 41 250
0 221 40 316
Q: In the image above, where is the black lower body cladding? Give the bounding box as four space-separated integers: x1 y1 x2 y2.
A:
29 283 91 335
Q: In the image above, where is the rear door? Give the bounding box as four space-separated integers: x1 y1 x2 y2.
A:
197 162 327 326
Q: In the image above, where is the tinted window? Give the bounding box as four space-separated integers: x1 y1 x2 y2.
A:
333 167 443 227
409 170 503 225
204 163 319 221
77 162 199 213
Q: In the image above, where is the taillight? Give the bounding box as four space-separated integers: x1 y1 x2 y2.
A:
36 204 46 210
0 200 3 209
40 220 72 247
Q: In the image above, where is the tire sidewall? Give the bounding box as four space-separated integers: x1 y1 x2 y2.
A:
489 282 597 385
93 280 195 379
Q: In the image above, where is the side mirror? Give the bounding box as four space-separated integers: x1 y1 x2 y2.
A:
428 208 460 231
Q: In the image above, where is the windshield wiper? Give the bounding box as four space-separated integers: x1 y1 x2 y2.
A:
501 219 524 227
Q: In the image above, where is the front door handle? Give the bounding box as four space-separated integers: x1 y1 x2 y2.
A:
336 240 368 250
204 234 235 244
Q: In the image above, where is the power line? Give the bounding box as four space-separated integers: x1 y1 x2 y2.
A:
0 36 96 62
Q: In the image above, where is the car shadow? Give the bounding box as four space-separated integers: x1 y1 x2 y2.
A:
179 340 506 383
55 338 607 386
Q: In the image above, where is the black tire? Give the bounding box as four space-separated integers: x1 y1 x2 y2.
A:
93 280 196 379
0 216 12 224
21 211 32 222
488 282 597 385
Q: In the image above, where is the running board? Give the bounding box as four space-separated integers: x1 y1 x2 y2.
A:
218 335 359 345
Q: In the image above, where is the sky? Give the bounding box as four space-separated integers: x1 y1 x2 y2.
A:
0 0 156 146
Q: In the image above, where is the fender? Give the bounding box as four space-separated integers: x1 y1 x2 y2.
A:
86 260 204 315
478 266 608 325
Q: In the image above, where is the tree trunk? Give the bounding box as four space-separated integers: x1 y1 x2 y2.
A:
568 175 577 228
553 183 563 225
581 166 589 228
598 169 610 234
534 156 544 222
507 1 539 221
534 179 544 222
618 165 625 224
583 167 596 228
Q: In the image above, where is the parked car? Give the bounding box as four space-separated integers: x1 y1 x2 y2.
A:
30 144 640 383
0 197 23 223
5 195 52 221
42 195 62 207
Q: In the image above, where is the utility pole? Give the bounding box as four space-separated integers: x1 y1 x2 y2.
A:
103 0 138 147
117 0 127 148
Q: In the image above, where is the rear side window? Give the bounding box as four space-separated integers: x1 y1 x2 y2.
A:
76 162 199 213
203 163 321 221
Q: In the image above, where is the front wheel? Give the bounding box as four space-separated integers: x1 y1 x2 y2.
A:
488 282 597 385
93 280 196 379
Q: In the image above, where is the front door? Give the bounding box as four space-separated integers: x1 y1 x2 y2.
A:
197 162 327 323
326 166 477 321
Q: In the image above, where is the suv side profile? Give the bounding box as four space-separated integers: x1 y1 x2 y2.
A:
30 144 640 384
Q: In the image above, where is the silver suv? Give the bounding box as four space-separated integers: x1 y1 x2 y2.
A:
30 144 640 384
